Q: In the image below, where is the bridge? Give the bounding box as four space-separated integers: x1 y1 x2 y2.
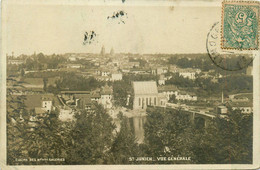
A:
147 104 217 128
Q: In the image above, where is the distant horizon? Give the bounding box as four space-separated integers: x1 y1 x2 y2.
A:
7 51 211 58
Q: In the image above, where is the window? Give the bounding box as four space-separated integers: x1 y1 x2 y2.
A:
154 97 156 105
146 98 148 106
139 98 141 106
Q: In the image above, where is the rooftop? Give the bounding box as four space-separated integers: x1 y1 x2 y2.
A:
24 94 54 110
133 81 158 95
231 102 253 107
61 91 90 94
22 78 44 86
158 85 178 92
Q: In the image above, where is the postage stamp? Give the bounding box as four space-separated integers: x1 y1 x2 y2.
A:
221 1 260 50
207 22 255 71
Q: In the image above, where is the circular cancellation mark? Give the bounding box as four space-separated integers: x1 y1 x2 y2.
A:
206 22 254 71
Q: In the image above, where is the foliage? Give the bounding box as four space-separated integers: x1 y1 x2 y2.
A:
66 104 116 164
123 74 158 84
110 112 140 164
166 73 252 97
144 107 195 164
169 94 176 103
144 106 253 164
192 110 253 164
55 72 104 91
112 81 131 107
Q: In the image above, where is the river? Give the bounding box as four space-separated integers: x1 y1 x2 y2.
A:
113 115 147 144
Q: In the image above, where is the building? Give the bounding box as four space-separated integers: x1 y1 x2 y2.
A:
176 91 197 101
66 64 82 69
101 70 110 77
8 59 24 65
68 56 77 61
41 96 53 112
129 62 140 68
23 94 55 114
158 85 178 101
158 75 166 85
100 85 113 109
216 105 228 114
152 67 168 75
21 78 45 93
132 81 158 110
111 73 123 81
158 93 167 107
179 72 196 80
231 102 253 114
75 94 93 110
59 107 74 121
61 91 90 106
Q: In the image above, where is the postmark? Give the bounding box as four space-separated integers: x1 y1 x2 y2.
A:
207 22 254 71
221 1 260 50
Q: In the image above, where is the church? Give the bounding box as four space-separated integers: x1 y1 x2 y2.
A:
132 81 159 110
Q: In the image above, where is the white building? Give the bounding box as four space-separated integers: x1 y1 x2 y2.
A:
179 72 196 80
132 81 158 110
158 79 165 85
216 105 228 114
231 102 253 114
176 91 197 101
158 75 166 85
158 85 178 101
59 107 74 121
101 70 110 77
66 64 82 69
99 85 113 109
41 98 52 112
158 93 167 107
111 73 123 81
68 56 77 61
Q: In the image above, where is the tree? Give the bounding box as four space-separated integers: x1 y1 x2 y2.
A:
110 112 140 164
21 109 67 165
169 94 176 103
20 68 25 77
66 104 116 164
7 75 69 165
112 81 130 107
192 109 253 164
43 77 48 92
144 107 195 164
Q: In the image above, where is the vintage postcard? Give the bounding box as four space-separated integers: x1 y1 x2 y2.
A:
0 0 260 169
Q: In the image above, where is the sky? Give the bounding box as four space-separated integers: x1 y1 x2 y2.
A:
3 2 221 56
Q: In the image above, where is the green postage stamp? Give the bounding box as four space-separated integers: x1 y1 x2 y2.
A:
222 1 259 50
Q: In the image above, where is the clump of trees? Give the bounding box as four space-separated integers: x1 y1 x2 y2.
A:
24 53 67 70
143 107 252 164
166 73 252 97
168 54 249 74
55 72 104 91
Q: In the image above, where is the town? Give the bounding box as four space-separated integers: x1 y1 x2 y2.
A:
7 47 253 120
6 47 253 164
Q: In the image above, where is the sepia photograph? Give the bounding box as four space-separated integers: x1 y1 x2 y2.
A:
1 0 259 169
